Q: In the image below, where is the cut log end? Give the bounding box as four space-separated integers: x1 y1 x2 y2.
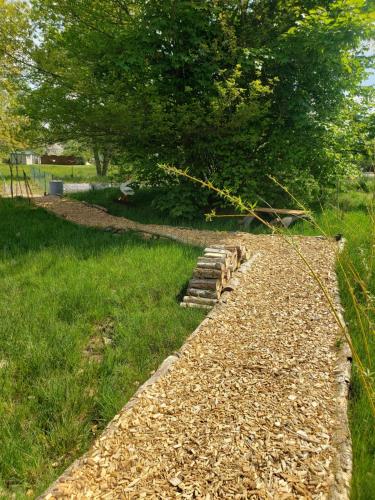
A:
182 245 250 310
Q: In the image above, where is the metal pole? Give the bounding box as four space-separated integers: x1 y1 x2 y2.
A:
23 170 31 203
9 164 14 199
16 165 23 197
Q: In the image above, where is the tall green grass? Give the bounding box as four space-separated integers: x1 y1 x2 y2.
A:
290 209 375 499
0 199 204 497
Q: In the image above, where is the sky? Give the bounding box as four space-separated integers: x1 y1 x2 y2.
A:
362 42 375 87
362 71 375 87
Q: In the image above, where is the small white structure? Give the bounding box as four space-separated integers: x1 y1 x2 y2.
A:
10 151 41 165
120 181 135 197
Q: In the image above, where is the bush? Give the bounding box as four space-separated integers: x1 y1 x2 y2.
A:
151 182 210 221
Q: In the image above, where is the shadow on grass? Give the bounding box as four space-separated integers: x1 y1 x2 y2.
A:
0 197 161 255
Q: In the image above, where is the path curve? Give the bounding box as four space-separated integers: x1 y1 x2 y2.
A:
33 196 351 499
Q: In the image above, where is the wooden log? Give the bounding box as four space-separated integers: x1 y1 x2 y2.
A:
223 277 241 291
198 256 227 265
180 302 212 310
187 288 219 299
196 261 225 271
198 258 228 268
204 247 231 256
202 255 230 268
193 268 224 279
228 253 238 270
239 246 249 262
189 278 222 291
224 245 239 253
225 245 245 263
204 252 229 259
183 296 217 306
223 268 231 283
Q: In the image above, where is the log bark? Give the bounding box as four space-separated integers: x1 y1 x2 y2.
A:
201 255 230 268
223 268 231 283
196 261 225 271
183 296 217 306
180 302 211 310
198 256 227 264
189 278 222 291
187 288 219 299
204 247 231 256
204 252 229 259
193 268 224 279
228 253 238 270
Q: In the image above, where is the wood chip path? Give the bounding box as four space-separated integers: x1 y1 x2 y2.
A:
34 196 351 499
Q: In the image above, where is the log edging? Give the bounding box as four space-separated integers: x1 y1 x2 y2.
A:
330 238 353 499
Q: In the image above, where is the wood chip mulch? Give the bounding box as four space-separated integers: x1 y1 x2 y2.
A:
34 196 351 499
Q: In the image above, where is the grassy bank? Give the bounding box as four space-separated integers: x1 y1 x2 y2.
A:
0 198 204 497
72 185 374 498
291 209 375 499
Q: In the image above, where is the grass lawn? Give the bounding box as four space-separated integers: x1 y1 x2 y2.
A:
0 198 204 497
0 163 108 185
35 164 105 182
73 184 375 499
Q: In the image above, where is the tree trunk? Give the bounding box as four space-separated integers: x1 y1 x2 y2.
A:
101 147 111 176
93 145 102 176
93 145 112 177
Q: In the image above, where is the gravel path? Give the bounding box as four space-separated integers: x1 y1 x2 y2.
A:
34 196 351 499
33 195 247 247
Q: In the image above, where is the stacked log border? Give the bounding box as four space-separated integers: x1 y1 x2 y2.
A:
181 245 249 309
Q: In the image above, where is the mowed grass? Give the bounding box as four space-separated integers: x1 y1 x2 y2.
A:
0 198 204 497
74 185 375 498
0 163 106 184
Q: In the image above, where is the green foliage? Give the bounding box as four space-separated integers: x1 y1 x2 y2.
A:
150 182 211 221
21 0 372 214
0 0 31 154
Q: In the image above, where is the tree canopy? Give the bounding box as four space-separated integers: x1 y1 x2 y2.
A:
5 0 374 209
0 0 31 155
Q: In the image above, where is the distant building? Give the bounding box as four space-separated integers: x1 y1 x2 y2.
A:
41 155 85 165
10 151 41 165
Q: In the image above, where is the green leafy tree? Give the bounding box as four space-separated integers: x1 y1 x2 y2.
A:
22 0 139 174
129 0 372 207
0 0 31 156
23 0 373 212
